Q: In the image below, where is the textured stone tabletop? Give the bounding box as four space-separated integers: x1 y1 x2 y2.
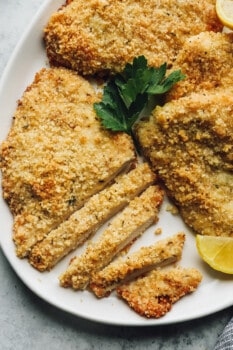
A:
0 1 232 349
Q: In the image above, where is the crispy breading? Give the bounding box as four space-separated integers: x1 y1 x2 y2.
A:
117 267 202 318
90 233 185 298
29 163 156 271
59 185 164 289
167 31 233 101
136 90 233 237
0 67 135 258
44 0 222 76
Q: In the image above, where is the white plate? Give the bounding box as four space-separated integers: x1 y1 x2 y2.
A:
0 0 232 326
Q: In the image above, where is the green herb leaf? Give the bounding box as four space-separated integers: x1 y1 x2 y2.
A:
94 56 185 136
147 68 186 94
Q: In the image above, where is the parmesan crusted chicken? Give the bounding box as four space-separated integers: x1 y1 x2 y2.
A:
59 185 164 289
29 163 156 271
167 31 233 101
44 0 222 76
136 91 233 237
117 267 202 318
0 67 135 258
90 233 185 298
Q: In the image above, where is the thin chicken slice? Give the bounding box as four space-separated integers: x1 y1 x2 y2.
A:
117 267 202 318
59 185 164 290
90 232 185 298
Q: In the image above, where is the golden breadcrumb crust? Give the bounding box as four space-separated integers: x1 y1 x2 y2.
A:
167 31 233 101
117 267 202 318
29 163 156 271
136 91 233 237
44 0 222 76
0 67 135 257
90 232 185 298
59 185 164 289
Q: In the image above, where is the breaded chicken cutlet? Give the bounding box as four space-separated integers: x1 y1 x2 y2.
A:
90 233 185 298
136 90 233 237
44 0 222 76
0 67 135 258
167 31 233 101
117 267 202 318
60 185 164 290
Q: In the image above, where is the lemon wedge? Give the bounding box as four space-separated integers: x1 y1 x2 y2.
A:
196 235 233 274
216 0 233 29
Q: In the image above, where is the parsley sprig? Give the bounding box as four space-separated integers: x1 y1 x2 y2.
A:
94 55 185 138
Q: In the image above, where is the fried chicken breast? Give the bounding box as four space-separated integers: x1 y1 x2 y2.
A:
44 0 222 76
0 67 135 257
136 91 233 237
167 31 233 101
117 267 202 318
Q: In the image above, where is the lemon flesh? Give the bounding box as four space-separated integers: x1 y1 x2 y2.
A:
196 235 233 274
216 0 233 29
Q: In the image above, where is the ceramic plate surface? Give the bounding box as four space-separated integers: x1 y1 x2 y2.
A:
0 0 232 326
